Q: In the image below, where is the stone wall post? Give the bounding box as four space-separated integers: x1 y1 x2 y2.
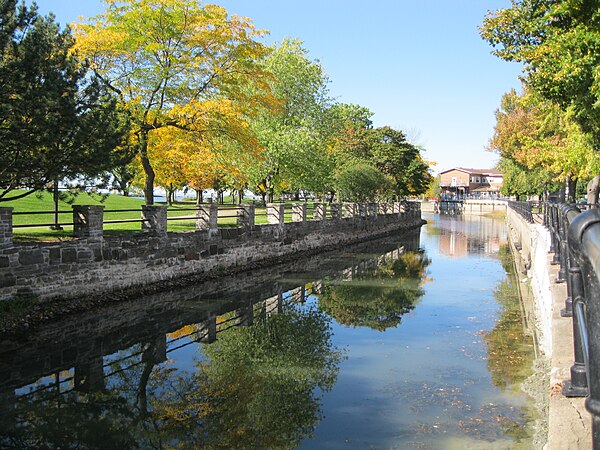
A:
344 203 357 218
142 205 168 237
292 203 306 222
367 203 378 218
235 303 254 326
73 205 104 239
74 355 105 393
0 207 13 249
313 203 327 221
357 203 366 218
196 204 218 236
237 204 255 228
267 203 285 226
393 202 402 215
330 203 342 220
199 315 217 343
264 292 283 315
377 203 387 215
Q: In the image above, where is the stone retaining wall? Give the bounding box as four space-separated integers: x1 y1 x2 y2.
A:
506 207 554 355
0 202 423 302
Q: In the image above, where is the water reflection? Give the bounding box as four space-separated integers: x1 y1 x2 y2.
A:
0 231 422 449
484 245 536 392
300 214 537 449
317 250 430 331
431 214 507 257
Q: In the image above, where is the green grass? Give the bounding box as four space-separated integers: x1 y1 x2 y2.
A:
2 190 308 241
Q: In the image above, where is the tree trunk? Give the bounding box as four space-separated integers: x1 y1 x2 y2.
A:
566 176 577 203
195 189 202 205
139 129 155 205
167 184 174 206
51 178 63 230
587 175 600 206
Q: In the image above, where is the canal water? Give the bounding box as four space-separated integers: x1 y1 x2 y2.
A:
0 213 538 449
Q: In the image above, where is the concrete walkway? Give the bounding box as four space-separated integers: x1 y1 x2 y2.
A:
506 208 592 449
546 257 592 449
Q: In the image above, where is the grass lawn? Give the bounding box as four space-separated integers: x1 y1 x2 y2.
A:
2 190 319 241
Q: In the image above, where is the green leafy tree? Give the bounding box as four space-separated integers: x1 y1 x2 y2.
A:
368 126 433 198
335 162 392 202
249 38 335 202
481 0 600 202
424 175 441 199
0 1 129 202
497 157 560 200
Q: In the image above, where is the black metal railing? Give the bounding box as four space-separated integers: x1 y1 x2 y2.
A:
510 200 600 447
508 200 534 223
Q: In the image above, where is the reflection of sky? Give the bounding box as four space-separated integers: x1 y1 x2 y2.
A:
302 214 530 449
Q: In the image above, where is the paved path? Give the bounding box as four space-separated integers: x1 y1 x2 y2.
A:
546 255 592 449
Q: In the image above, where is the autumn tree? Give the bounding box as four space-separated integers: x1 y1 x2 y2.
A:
74 0 273 205
481 0 600 202
0 0 129 202
489 88 599 201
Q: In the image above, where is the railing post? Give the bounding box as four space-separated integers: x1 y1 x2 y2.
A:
343 202 357 218
330 203 342 220
367 203 377 218
199 315 217 343
568 209 600 445
141 205 168 237
266 203 285 226
560 206 588 396
557 206 568 283
196 204 218 236
292 203 306 222
0 207 14 249
237 204 255 229
357 203 366 218
73 205 105 239
313 203 326 221
561 205 575 317
551 205 562 265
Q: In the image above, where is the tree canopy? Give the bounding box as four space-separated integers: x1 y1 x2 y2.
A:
73 0 276 204
248 38 335 202
481 0 600 201
0 0 129 202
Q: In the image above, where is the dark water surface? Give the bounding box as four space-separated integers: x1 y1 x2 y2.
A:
0 213 537 449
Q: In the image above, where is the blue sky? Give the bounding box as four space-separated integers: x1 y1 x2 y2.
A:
33 0 523 174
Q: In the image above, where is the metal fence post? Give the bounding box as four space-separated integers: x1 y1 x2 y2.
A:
561 205 587 396
568 209 600 447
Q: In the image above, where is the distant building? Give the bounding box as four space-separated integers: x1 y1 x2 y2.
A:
439 167 503 199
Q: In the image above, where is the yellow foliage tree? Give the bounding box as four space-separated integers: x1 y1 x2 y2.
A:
73 0 274 204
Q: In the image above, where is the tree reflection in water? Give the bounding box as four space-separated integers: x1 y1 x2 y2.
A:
0 305 342 449
483 245 535 391
317 250 431 331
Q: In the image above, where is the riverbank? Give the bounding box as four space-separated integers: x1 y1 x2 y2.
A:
506 207 591 449
0 207 425 332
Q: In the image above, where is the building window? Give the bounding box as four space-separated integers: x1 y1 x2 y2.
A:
451 177 457 186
